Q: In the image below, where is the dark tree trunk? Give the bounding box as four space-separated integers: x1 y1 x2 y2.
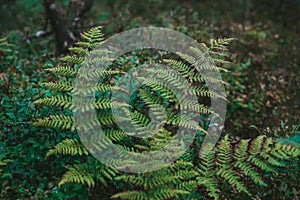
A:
43 0 73 54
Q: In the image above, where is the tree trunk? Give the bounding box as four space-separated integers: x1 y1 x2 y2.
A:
43 0 73 54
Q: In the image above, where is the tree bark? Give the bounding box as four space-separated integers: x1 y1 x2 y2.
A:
43 0 73 54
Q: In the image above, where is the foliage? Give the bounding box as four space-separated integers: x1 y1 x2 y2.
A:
112 135 300 200
32 26 300 200
0 33 70 199
1 1 300 199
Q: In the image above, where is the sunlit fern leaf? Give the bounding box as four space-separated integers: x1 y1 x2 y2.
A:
46 138 89 158
129 110 151 127
59 164 95 188
209 38 237 50
74 69 121 80
61 55 84 65
34 95 72 109
158 59 205 85
45 66 77 78
0 37 13 54
103 129 129 142
42 81 73 92
176 52 221 71
68 47 88 55
191 86 227 101
216 135 232 166
80 26 105 45
153 188 189 200
139 89 165 106
32 114 75 131
141 77 178 102
175 103 214 114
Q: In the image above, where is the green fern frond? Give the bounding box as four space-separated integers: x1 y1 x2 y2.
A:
45 138 88 158
96 112 128 126
72 83 117 96
192 135 300 198
74 69 121 80
45 66 77 77
34 95 72 109
79 26 105 47
217 168 250 195
0 37 13 52
129 110 151 127
216 135 232 165
153 188 189 200
139 89 164 106
59 162 117 188
113 160 195 200
103 129 129 142
111 190 147 200
59 164 95 188
95 98 129 110
164 59 228 85
34 25 300 200
61 55 84 65
167 112 207 133
175 103 214 114
209 38 237 50
68 47 88 55
234 161 267 187
191 86 227 101
141 77 178 102
32 114 75 131
42 81 73 92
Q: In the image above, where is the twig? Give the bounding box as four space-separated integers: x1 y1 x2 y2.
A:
23 30 53 41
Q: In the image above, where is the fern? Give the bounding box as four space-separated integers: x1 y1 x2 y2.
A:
114 135 300 199
33 26 300 200
59 163 117 188
0 156 12 180
0 37 13 53
112 160 195 200
45 138 89 158
194 135 300 199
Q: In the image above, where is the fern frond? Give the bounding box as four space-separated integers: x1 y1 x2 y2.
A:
45 138 88 158
32 114 75 131
191 86 227 101
42 81 73 92
61 55 84 65
68 47 88 55
153 188 189 200
217 168 251 196
59 164 95 188
193 134 300 198
34 95 72 109
113 160 195 200
0 37 13 52
139 89 164 106
45 66 77 77
209 38 237 50
80 26 105 46
111 191 147 200
164 58 228 84
59 162 117 188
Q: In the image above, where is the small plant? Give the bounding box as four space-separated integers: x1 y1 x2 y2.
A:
33 26 300 199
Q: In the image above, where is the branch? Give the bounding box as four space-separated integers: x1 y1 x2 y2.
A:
23 30 53 42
